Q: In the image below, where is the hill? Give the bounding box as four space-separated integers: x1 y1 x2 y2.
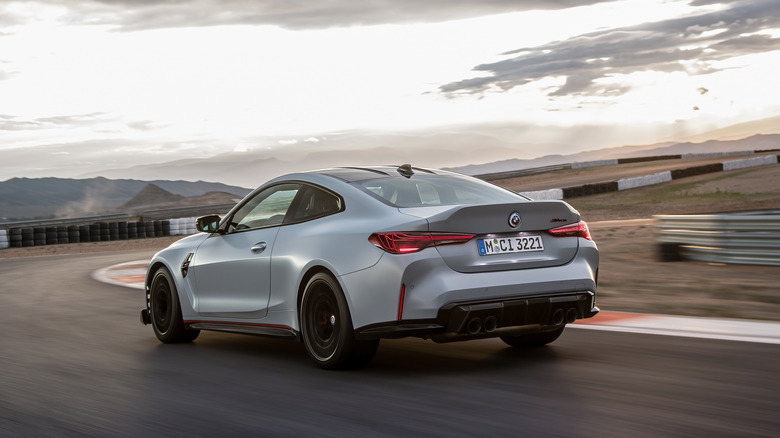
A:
0 177 251 221
449 134 780 175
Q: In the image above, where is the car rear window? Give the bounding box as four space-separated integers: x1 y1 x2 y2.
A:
354 174 525 208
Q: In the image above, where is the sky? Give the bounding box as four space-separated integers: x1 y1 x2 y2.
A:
1 0 780 182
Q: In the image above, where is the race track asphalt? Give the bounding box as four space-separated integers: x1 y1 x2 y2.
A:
2 251 779 437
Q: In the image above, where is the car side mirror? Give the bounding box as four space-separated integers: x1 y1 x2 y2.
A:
196 215 222 233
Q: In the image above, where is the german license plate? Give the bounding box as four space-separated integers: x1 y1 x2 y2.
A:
478 235 544 255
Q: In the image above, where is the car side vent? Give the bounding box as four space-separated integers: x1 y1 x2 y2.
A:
397 164 414 178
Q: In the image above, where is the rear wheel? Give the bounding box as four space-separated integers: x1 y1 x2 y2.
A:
500 326 565 348
300 272 378 369
150 268 200 343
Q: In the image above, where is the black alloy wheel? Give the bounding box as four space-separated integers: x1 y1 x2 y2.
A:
150 268 200 343
300 272 378 369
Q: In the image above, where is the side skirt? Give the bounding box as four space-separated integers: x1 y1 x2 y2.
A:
185 320 299 339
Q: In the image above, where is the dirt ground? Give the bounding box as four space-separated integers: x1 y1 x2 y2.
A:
589 220 779 321
2 162 778 321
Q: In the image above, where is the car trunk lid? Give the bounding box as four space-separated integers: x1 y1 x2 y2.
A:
400 201 582 273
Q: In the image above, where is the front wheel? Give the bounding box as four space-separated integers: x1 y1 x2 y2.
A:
500 326 565 348
149 268 200 343
300 273 378 369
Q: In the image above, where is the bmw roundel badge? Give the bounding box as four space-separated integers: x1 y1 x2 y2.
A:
508 212 521 228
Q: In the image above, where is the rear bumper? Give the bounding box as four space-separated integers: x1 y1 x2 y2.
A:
355 290 598 341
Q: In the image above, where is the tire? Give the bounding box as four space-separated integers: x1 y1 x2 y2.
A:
501 326 565 348
118 221 128 240
79 225 90 243
21 228 34 247
34 227 46 246
9 228 22 248
300 272 378 369
127 222 137 239
89 223 101 242
136 221 146 238
68 225 80 243
149 268 200 343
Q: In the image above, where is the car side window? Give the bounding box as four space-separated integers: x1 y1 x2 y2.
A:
228 183 301 232
290 185 342 222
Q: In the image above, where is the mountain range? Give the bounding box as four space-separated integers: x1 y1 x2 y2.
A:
450 134 780 175
2 133 778 221
0 178 250 221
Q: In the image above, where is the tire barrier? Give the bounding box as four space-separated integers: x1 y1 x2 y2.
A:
45 226 58 245
68 225 80 244
723 155 778 171
656 211 780 266
56 225 68 244
617 171 672 191
670 163 723 179
476 164 572 181
79 225 90 243
562 182 619 198
21 228 33 247
8 228 22 248
480 150 775 183
2 215 218 250
90 223 100 242
683 150 753 159
518 189 564 201
572 159 618 169
618 155 681 164
109 222 119 241
99 222 110 242
168 217 199 235
33 227 46 246
522 154 779 199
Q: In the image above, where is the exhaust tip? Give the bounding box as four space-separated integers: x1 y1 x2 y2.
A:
483 316 498 333
566 308 578 324
552 309 565 326
466 317 482 335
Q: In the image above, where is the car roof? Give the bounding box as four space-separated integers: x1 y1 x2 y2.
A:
313 165 440 183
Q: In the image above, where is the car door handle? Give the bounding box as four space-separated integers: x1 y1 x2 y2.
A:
251 242 268 253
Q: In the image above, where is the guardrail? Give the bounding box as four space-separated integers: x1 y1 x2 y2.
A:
655 210 780 266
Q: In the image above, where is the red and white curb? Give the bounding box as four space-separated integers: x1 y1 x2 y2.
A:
94 261 780 345
92 260 148 290
573 312 780 345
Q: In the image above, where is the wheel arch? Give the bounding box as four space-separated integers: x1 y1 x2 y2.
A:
145 259 193 315
296 265 333 312
145 261 171 308
296 265 359 331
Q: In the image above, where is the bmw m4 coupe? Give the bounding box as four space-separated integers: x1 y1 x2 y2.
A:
141 165 599 369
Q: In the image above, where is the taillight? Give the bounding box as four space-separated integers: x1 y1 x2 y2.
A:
548 221 592 240
369 232 475 254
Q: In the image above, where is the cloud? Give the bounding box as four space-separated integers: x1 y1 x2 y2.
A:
126 120 166 131
440 0 780 97
0 69 14 81
2 0 615 31
0 112 113 131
